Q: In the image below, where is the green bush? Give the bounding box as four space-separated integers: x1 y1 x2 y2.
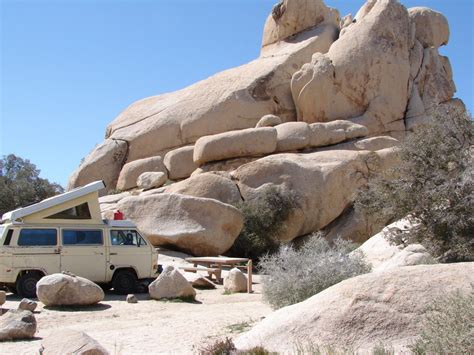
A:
356 107 474 262
229 186 298 261
259 234 371 309
410 288 474 354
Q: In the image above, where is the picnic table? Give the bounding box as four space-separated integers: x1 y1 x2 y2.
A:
183 256 253 293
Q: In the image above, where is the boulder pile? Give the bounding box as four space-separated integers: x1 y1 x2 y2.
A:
68 0 463 255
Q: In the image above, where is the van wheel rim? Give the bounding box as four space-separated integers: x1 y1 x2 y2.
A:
23 278 37 295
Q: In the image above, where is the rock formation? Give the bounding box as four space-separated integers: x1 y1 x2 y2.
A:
69 0 463 254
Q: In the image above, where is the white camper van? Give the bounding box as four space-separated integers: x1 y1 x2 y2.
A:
0 181 159 298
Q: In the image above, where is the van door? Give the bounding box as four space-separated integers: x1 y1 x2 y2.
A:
107 229 152 280
60 229 106 282
12 228 60 275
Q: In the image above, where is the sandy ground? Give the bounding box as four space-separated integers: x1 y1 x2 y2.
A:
1 251 272 354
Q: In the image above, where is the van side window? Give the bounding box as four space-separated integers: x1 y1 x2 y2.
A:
111 230 147 247
18 229 57 246
46 202 92 220
63 230 103 245
4 229 14 246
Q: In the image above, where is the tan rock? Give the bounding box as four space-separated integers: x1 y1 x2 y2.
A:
68 139 127 194
275 122 310 152
291 0 411 135
192 157 260 176
163 146 197 180
356 219 435 272
354 136 400 151
409 7 449 48
193 128 277 166
224 268 248 293
309 120 368 147
0 290 5 306
184 272 216 289
149 266 196 300
323 206 387 244
36 273 104 306
40 329 109 355
255 114 282 128
116 156 167 191
235 263 474 353
164 173 242 205
98 191 131 204
117 193 244 256
18 298 37 312
261 0 340 47
126 294 138 304
414 48 455 112
232 149 394 242
137 172 167 190
0 310 36 341
69 16 338 190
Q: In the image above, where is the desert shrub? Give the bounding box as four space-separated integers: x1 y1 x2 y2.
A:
356 107 474 262
199 338 274 355
200 337 236 355
259 234 371 309
0 154 63 216
229 186 299 261
410 288 474 354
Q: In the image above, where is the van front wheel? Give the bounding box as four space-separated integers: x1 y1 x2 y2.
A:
112 270 137 294
17 273 41 298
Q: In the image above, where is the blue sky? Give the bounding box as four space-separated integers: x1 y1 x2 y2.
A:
1 0 473 187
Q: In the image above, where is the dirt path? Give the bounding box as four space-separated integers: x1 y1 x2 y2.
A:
1 251 272 354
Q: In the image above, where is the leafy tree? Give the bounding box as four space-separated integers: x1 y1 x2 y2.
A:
0 154 64 217
356 107 473 262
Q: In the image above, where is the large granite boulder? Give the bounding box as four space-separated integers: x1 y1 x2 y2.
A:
149 266 196 300
291 0 411 135
163 172 242 205
0 310 37 341
355 219 435 272
117 193 244 255
40 329 109 355
235 262 474 353
36 273 104 307
193 127 278 166
117 156 167 191
261 0 339 48
408 7 449 48
68 139 127 195
137 171 167 190
231 148 398 242
163 145 197 180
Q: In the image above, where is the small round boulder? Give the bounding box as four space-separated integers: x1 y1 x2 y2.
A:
36 273 104 307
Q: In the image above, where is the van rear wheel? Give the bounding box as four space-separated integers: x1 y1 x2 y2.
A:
17 273 41 299
112 270 137 294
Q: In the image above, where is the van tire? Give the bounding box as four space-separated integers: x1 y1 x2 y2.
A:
112 270 137 294
16 273 41 298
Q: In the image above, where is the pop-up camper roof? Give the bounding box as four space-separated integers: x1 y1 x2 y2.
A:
2 181 106 225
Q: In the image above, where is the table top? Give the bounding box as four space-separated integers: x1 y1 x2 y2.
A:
185 256 249 264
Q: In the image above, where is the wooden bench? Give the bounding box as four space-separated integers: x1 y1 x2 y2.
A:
179 266 222 282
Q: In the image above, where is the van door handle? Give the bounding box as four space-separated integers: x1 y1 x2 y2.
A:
110 253 118 255
94 252 104 255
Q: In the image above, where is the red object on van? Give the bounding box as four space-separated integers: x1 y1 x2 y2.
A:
114 210 124 220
